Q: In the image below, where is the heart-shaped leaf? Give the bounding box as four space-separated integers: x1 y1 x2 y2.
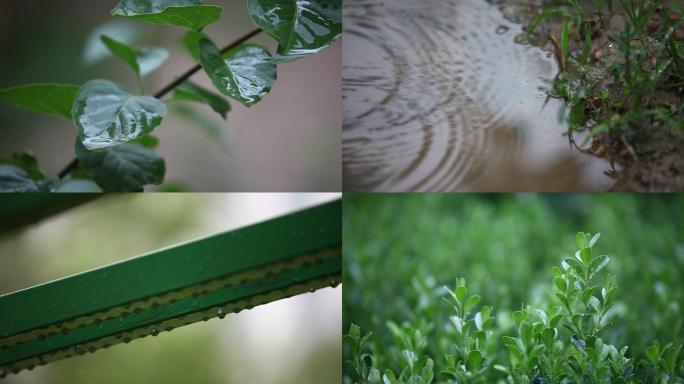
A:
173 81 230 119
75 141 165 192
198 40 276 106
112 0 222 31
72 79 166 150
247 0 341 61
0 84 80 119
101 35 169 76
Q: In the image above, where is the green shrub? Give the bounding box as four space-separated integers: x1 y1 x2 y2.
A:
343 195 684 383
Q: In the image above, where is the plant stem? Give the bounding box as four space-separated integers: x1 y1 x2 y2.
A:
57 28 264 180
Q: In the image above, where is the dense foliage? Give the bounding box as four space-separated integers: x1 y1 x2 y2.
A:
527 0 683 138
0 0 341 192
343 194 684 383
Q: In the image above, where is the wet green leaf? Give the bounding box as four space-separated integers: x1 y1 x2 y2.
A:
183 30 209 61
247 0 341 61
0 84 80 119
198 40 276 106
72 79 166 150
645 343 660 364
173 81 230 119
101 35 169 77
0 151 45 181
464 295 480 313
0 165 40 192
467 350 483 370
512 310 527 325
75 141 165 192
112 0 222 31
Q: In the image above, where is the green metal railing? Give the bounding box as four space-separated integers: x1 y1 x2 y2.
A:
0 199 341 377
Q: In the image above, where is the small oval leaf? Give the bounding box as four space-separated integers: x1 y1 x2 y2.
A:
199 40 276 106
173 81 230 119
72 79 166 150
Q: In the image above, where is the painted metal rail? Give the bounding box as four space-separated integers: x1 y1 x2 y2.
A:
0 199 341 377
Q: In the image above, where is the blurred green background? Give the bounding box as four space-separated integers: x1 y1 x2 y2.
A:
343 194 684 369
0 0 341 191
0 193 341 384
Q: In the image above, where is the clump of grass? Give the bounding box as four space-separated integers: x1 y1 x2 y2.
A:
531 0 684 151
343 232 684 383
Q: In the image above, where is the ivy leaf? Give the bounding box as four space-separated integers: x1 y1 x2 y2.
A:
75 141 165 192
247 0 341 62
52 179 103 193
111 0 222 31
0 165 40 192
72 79 166 150
0 84 80 119
173 81 230 119
183 30 209 61
101 35 169 76
199 40 276 106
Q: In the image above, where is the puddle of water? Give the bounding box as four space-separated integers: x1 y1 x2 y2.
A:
342 0 615 191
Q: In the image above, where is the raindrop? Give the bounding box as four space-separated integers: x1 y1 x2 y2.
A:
217 308 226 319
88 347 95 353
151 329 159 336
124 337 131 343
330 280 340 288
465 96 473 103
309 288 316 293
495 25 509 35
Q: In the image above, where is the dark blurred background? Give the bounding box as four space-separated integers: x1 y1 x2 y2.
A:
0 0 341 191
343 193 684 367
0 193 341 383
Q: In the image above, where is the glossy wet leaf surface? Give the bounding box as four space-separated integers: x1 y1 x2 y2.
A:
112 0 222 31
101 35 169 76
183 30 209 61
173 81 230 119
0 151 46 181
0 84 80 119
75 141 165 192
199 40 276 106
247 0 341 61
0 165 40 192
72 79 167 150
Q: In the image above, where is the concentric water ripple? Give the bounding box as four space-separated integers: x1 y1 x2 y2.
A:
342 0 614 191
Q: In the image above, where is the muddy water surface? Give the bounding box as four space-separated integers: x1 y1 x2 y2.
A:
343 0 614 191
